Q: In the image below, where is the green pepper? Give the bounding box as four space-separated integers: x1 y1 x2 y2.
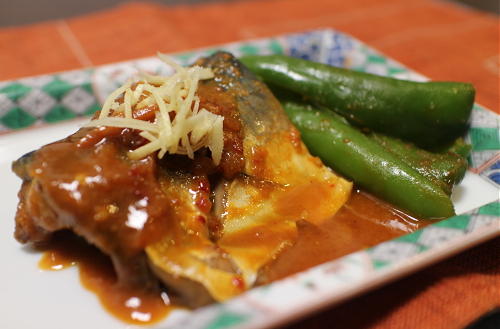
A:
269 85 469 196
240 55 475 148
434 137 472 159
370 133 469 195
282 99 455 219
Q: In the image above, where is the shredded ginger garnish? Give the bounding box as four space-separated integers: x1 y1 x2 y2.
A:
84 53 224 164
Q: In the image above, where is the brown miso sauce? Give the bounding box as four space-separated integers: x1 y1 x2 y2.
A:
38 189 433 324
38 232 174 325
260 188 434 282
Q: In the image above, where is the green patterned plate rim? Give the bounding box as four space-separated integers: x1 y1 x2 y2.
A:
0 29 498 329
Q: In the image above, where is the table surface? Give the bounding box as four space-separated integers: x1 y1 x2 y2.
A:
0 1 498 329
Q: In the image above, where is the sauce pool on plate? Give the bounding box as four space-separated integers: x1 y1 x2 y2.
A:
37 188 428 324
38 232 175 325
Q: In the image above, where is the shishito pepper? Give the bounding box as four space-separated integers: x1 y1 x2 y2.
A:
282 99 455 219
269 85 470 197
370 133 469 196
434 137 472 159
240 55 475 148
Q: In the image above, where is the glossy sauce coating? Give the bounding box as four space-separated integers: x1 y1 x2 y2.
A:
196 81 245 179
260 189 428 282
38 188 427 324
38 232 174 325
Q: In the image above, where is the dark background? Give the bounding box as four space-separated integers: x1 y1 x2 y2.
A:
0 0 498 28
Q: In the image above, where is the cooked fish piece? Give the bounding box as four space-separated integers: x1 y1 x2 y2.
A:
12 52 352 309
12 130 170 290
12 128 241 304
146 171 244 307
147 53 352 297
194 53 352 286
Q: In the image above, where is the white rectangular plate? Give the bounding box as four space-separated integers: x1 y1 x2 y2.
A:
0 29 498 329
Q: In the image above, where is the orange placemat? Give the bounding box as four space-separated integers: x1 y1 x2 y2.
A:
286 237 500 329
0 1 498 328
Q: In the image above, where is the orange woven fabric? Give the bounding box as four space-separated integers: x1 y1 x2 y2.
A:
287 237 500 329
0 1 498 328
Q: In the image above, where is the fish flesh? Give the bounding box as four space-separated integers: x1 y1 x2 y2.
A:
12 52 352 307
